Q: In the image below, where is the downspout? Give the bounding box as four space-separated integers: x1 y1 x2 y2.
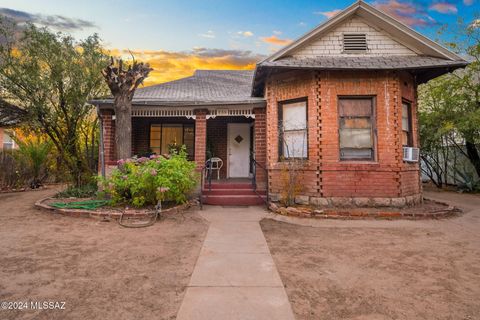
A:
96 105 106 178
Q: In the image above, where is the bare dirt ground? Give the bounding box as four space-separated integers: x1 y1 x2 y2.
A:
0 187 208 320
261 190 480 320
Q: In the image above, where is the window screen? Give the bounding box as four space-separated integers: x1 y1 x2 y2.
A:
279 100 307 159
339 98 375 160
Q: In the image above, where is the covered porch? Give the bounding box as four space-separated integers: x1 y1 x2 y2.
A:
99 104 267 204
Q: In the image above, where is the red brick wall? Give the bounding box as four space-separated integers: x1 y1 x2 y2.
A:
194 109 207 168
265 69 421 201
100 109 116 165
254 108 267 189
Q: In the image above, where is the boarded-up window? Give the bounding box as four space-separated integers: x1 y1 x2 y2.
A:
402 101 412 147
150 124 195 160
339 97 375 160
279 99 308 159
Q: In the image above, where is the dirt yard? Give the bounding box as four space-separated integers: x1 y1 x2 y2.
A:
0 188 208 320
261 191 480 320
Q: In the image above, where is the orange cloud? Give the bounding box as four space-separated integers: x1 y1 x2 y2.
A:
314 9 341 18
260 35 293 46
373 0 434 27
108 48 265 85
429 2 458 14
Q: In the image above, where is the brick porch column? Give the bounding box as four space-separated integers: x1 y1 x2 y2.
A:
253 107 267 190
194 109 208 168
100 109 116 166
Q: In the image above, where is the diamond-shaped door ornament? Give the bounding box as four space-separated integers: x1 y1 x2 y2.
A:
234 135 243 143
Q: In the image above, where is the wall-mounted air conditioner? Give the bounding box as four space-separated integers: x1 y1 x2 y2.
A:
403 147 419 162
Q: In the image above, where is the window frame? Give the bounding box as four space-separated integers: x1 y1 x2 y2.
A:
148 123 195 160
401 100 413 147
278 97 309 160
338 96 377 162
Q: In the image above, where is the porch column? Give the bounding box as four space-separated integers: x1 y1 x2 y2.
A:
194 109 208 168
253 107 267 189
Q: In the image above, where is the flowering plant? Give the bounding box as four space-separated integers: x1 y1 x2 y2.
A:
100 147 198 207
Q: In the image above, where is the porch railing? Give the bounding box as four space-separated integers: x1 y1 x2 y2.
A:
199 159 213 210
250 154 269 207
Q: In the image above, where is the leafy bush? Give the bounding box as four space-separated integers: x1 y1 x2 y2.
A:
55 183 98 198
100 148 198 207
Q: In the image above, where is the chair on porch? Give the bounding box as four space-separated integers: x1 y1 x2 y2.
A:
206 157 223 180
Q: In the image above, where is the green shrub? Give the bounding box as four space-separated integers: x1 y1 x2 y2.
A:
55 183 98 198
100 148 198 207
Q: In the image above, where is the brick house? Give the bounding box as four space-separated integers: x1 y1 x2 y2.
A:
92 1 467 206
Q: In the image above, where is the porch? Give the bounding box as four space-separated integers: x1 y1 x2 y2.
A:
99 104 268 206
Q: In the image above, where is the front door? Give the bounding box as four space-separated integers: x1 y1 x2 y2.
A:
227 123 251 178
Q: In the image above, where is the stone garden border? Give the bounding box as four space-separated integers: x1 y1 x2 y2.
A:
35 197 197 220
268 199 461 220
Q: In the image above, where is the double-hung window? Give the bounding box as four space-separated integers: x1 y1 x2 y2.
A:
2 132 14 150
279 99 308 159
339 97 375 161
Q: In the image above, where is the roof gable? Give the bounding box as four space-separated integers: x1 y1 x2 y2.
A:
290 16 417 57
264 0 464 62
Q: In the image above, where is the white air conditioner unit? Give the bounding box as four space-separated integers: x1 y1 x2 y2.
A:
403 147 419 162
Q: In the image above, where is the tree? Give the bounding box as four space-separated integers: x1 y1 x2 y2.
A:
101 57 152 160
0 22 109 186
419 16 480 181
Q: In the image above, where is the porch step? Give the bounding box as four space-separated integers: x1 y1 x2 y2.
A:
203 182 253 189
201 194 267 206
202 189 267 196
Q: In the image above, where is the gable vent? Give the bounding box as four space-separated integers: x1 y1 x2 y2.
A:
343 33 368 52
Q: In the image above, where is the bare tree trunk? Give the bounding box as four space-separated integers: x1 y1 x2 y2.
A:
114 95 132 160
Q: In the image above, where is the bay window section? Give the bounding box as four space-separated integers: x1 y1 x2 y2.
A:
279 99 308 159
339 97 375 161
149 124 195 160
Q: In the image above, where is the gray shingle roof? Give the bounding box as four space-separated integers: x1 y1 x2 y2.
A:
129 70 263 105
258 55 468 70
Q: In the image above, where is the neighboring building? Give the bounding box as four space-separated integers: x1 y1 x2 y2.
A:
0 128 16 150
91 1 467 206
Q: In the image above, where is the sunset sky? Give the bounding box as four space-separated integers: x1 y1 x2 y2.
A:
0 0 477 85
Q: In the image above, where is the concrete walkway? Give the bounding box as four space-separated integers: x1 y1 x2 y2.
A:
176 206 296 320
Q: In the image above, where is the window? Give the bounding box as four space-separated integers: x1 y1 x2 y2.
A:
339 97 375 161
3 132 14 150
402 101 413 147
279 99 308 159
149 124 195 159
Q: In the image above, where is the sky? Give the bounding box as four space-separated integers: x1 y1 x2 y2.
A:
0 0 478 85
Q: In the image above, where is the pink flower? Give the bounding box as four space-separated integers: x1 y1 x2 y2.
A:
150 169 157 176
158 187 169 193
137 157 149 164
117 159 125 166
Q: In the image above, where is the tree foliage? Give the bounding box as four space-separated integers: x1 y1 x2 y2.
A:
419 16 480 186
0 22 109 186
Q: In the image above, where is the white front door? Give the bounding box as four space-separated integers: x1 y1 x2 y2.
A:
228 123 251 178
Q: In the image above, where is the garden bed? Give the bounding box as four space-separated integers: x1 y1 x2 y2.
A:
35 196 198 220
269 198 461 220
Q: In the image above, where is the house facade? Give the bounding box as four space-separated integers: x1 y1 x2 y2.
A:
92 1 467 206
